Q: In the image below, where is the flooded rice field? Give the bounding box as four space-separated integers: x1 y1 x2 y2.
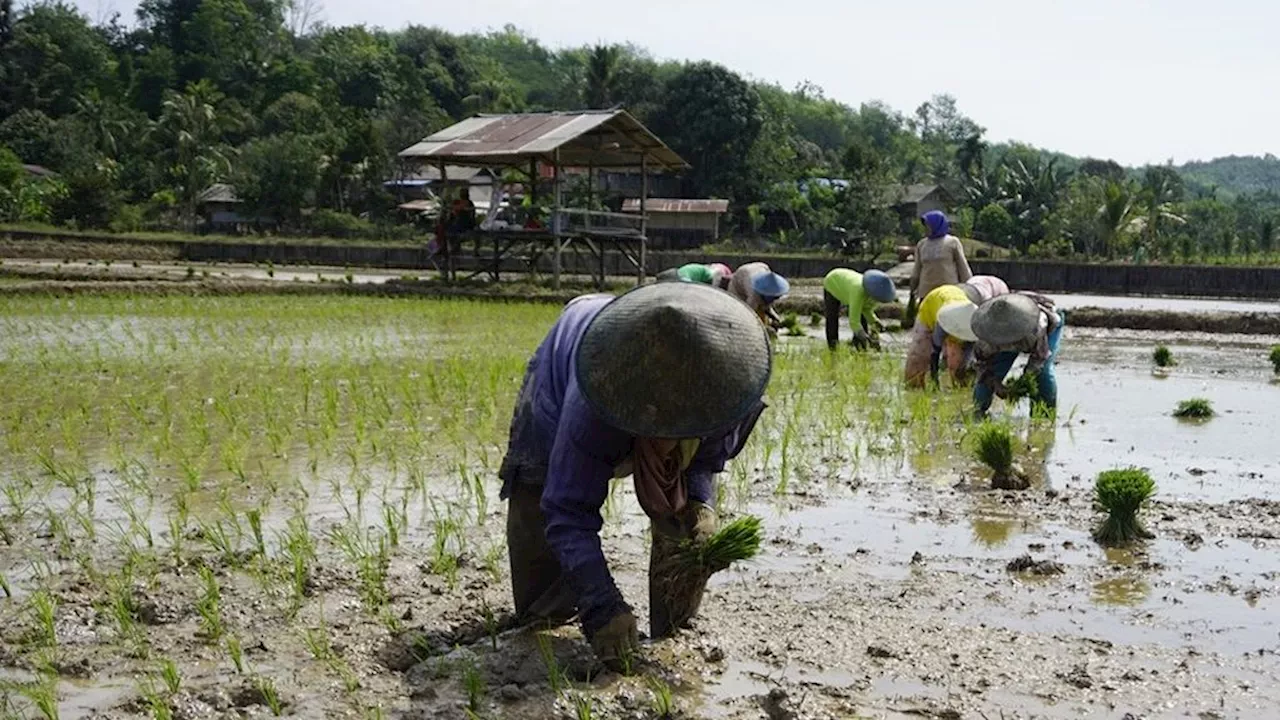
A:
0 295 1277 719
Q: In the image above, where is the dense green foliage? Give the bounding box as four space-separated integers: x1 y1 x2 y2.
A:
1092 468 1156 546
1152 345 1174 368
2 1 1279 260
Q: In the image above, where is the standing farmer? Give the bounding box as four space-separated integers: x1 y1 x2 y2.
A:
970 293 1065 417
498 283 771 668
727 262 790 328
909 211 972 321
822 268 898 350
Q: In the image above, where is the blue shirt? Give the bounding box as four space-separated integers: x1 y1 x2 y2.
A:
499 295 764 633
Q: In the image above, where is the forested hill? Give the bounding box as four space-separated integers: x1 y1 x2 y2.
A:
1176 155 1280 197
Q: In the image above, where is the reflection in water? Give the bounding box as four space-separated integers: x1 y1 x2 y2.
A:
970 517 1015 547
1092 576 1151 606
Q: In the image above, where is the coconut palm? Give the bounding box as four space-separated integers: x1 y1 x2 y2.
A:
157 81 232 230
1139 165 1186 257
1097 179 1143 258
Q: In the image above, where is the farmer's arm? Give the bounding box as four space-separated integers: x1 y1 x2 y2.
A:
1022 312 1060 376
541 387 633 635
860 299 881 333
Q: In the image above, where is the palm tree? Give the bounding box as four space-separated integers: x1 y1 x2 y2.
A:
158 81 231 230
583 44 620 109
1139 166 1186 257
1096 180 1143 258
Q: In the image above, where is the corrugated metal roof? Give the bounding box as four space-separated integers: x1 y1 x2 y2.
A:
197 183 240 204
399 110 687 171
621 198 729 214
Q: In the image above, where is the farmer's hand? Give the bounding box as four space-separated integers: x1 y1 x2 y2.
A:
850 330 871 350
590 610 639 672
994 382 1011 399
687 500 718 545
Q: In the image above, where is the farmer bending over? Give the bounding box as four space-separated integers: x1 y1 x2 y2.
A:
822 268 897 350
906 275 1010 387
656 262 733 289
727 262 790 329
969 293 1064 417
498 283 770 669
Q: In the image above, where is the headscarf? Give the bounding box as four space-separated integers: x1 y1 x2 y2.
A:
631 437 692 519
921 210 949 240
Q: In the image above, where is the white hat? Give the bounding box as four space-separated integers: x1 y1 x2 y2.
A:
937 302 978 343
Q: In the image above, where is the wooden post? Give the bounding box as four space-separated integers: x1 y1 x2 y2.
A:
553 150 563 290
439 161 451 282
638 154 648 285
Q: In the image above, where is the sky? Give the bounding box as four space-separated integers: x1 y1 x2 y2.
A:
73 0 1280 166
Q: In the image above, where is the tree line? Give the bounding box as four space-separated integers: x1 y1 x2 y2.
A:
1 0 1278 262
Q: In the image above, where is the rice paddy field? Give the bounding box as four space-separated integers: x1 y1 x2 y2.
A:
0 295 1277 720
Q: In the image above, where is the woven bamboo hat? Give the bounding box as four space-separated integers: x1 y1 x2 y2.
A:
576 282 772 438
970 293 1041 346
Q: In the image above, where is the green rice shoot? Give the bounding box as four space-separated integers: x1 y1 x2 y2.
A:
1269 345 1280 375
970 422 1014 477
1092 468 1156 546
1173 397 1214 419
1152 345 1174 368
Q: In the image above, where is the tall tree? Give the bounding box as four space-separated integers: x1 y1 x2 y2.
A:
156 80 231 228
650 62 763 201
1139 165 1185 256
1 2 117 118
583 44 619 109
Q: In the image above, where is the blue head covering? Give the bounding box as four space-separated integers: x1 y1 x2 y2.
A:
921 211 949 240
862 269 897 303
752 272 790 302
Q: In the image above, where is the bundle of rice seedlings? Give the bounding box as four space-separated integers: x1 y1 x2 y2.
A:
1269 345 1280 375
808 312 822 327
779 313 805 337
970 422 1027 490
1172 397 1214 419
650 516 762 637
680 515 763 572
1152 345 1174 368
1092 468 1156 546
1002 372 1040 403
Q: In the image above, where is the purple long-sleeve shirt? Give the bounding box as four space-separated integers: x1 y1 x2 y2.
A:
498 295 764 634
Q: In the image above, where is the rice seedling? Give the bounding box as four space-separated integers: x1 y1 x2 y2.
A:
28 590 57 648
195 566 225 641
158 658 182 696
253 675 284 716
808 311 822 326
22 674 60 720
969 421 1027 490
647 675 675 718
1002 372 1040 404
1092 468 1156 546
1269 345 1280 374
226 635 246 674
536 633 566 694
1173 397 1214 420
571 692 594 720
1152 345 1175 368
460 656 486 713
